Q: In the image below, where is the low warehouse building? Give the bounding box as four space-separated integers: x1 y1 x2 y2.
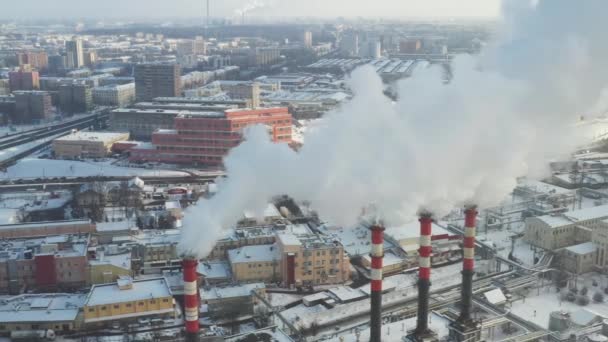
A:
53 131 130 159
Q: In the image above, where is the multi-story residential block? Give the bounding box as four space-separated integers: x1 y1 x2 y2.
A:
135 63 181 102
65 38 84 69
16 50 49 70
13 91 53 123
92 83 135 107
9 66 40 91
58 83 93 114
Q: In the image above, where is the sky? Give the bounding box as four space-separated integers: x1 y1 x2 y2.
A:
0 0 501 20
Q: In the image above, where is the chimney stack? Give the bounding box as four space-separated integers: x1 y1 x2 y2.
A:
458 206 477 322
183 258 200 342
414 213 433 337
448 206 482 342
369 224 385 342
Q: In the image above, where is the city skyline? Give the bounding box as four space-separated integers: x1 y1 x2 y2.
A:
1 0 501 20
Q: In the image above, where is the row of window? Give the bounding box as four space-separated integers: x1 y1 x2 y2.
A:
88 299 170 313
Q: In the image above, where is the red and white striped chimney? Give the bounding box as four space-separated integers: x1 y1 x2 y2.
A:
182 258 200 342
369 224 385 342
414 213 433 337
458 206 477 323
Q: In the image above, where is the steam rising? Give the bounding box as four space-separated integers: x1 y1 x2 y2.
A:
180 0 608 258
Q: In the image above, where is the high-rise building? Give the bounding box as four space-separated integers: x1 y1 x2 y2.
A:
66 37 84 69
9 66 40 91
13 91 53 123
194 36 206 55
16 51 49 71
303 31 313 49
134 63 182 102
48 55 67 75
84 50 98 67
59 83 93 114
176 40 195 57
399 38 423 54
340 31 359 57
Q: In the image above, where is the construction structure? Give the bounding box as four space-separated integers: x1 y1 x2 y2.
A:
449 206 482 341
405 213 438 342
369 224 385 342
183 258 200 342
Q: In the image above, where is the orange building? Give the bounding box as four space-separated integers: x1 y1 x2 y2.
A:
130 107 292 165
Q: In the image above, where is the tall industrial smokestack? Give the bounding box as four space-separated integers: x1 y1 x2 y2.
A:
369 224 385 342
183 258 200 342
459 206 477 322
448 206 481 342
414 213 433 338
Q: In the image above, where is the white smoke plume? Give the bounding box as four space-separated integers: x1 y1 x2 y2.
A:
180 0 608 258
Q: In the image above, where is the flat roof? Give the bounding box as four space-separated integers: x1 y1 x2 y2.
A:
228 244 279 264
85 277 172 307
201 283 265 301
565 204 608 222
565 242 596 255
55 131 129 142
0 294 86 323
535 215 574 228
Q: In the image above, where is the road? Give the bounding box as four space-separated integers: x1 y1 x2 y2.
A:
0 112 109 169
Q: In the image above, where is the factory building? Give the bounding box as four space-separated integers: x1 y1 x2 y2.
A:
53 131 130 159
129 107 292 165
0 293 86 334
0 219 95 239
228 244 281 283
0 234 90 294
201 283 266 319
83 277 175 327
276 231 351 287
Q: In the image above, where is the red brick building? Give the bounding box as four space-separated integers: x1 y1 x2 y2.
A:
9 66 40 92
129 107 292 165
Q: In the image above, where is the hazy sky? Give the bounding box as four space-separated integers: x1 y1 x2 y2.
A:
0 0 501 19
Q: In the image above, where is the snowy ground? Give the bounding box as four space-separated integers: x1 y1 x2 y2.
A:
332 312 450 342
0 132 66 163
0 158 190 179
510 273 608 329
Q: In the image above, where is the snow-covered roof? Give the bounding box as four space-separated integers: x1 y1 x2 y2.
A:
0 219 91 231
277 233 302 247
197 261 231 280
85 277 172 307
328 286 367 303
535 215 574 228
201 283 265 301
483 288 507 305
55 131 129 143
243 203 281 220
386 220 451 241
89 251 132 270
227 244 279 264
565 242 596 255
565 204 608 222
570 308 600 326
0 294 86 323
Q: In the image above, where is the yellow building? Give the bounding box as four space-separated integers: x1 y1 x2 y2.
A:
83 277 175 327
53 131 130 159
277 232 351 287
228 244 280 283
87 252 132 285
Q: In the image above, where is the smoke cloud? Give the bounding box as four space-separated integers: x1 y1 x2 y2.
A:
180 0 608 258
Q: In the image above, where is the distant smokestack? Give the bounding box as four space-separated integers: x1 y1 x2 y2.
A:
369 224 385 342
415 214 433 337
458 206 477 323
183 258 200 342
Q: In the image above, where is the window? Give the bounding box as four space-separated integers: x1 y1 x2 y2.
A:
101 306 107 311
126 303 132 307
138 302 144 306
150 300 156 304
88 308 95 313
163 299 170 303
113 305 120 309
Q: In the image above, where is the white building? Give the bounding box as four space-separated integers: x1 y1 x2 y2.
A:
92 83 136 107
